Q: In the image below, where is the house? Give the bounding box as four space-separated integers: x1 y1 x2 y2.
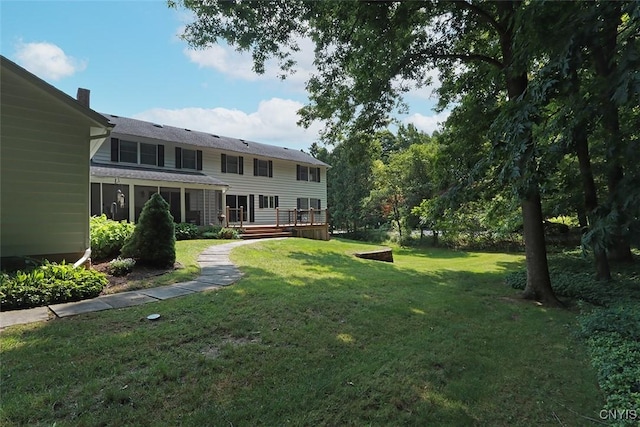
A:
0 56 113 267
90 114 330 237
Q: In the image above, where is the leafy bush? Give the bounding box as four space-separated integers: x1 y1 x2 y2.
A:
175 222 200 240
218 227 240 240
584 331 640 426
0 261 108 310
199 225 222 239
121 193 176 268
90 215 135 261
107 257 136 276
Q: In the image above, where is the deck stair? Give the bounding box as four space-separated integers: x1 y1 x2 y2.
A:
239 225 293 240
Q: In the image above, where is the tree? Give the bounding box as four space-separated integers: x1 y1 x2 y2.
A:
318 134 381 233
121 193 176 268
172 0 566 305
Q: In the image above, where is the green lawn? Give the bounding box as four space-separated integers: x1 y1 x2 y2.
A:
0 238 603 426
102 239 234 294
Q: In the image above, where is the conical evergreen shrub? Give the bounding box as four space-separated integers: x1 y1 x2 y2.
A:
121 193 176 268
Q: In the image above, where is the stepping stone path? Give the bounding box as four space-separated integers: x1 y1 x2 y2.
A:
0 239 274 329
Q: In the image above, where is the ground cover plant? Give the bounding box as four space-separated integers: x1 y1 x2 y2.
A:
0 238 604 426
507 251 640 426
0 261 108 310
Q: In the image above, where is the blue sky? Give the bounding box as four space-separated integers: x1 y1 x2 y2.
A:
1 1 448 149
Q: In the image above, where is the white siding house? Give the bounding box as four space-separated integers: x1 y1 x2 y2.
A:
90 115 329 229
0 56 112 267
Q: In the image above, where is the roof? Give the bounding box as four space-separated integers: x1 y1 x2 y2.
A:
103 114 330 167
0 55 112 129
91 162 229 187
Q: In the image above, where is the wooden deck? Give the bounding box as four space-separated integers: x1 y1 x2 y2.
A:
235 224 330 241
224 207 330 241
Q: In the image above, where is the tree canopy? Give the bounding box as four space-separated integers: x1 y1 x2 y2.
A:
172 0 639 305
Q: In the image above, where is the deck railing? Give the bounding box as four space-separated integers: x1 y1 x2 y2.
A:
224 206 328 228
275 208 328 227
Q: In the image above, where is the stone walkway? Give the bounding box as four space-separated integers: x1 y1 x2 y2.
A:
0 239 272 329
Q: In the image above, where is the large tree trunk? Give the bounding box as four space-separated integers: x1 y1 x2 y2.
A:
521 194 561 305
498 2 561 306
591 3 633 262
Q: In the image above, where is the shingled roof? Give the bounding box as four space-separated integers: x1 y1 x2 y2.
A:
91 162 229 187
103 114 329 167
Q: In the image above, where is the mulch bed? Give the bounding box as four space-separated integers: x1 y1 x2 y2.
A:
92 260 182 294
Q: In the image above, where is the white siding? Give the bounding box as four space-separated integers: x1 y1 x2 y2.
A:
93 135 328 226
1 68 95 259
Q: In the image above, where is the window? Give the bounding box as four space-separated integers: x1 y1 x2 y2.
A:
297 198 321 210
259 195 279 209
182 149 197 169
309 167 320 183
222 154 244 174
226 194 248 222
254 158 273 177
176 147 202 170
140 143 157 166
297 165 321 182
110 138 164 166
297 198 309 210
120 140 137 163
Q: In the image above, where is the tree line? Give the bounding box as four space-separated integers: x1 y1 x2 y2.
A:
171 0 639 305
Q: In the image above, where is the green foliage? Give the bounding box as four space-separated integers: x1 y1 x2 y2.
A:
507 252 640 421
90 215 135 261
174 222 200 240
0 261 108 310
107 258 136 277
121 193 176 268
579 303 640 341
217 227 239 240
588 339 640 426
199 225 222 239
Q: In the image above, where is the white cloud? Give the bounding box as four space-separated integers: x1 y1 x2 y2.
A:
183 36 316 90
133 98 323 149
404 111 450 134
14 41 86 80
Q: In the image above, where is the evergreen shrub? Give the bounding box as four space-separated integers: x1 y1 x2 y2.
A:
121 193 176 268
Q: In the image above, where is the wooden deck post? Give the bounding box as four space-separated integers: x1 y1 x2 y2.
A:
310 207 314 225
240 206 244 228
276 207 280 227
225 206 230 227
294 208 298 226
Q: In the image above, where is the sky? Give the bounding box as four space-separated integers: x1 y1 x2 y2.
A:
1 0 449 150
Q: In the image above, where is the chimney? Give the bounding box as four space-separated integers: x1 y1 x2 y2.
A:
76 88 90 108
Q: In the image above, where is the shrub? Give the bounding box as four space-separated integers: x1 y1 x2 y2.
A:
121 193 176 268
0 261 108 310
107 257 136 276
175 222 200 240
218 227 240 240
199 225 222 239
90 215 135 260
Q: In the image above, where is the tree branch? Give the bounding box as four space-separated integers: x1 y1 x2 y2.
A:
434 52 504 70
452 0 506 37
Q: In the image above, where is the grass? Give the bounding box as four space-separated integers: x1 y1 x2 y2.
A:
0 238 603 426
101 239 234 294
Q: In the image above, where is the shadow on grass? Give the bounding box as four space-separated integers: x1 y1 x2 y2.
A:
1 243 600 426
